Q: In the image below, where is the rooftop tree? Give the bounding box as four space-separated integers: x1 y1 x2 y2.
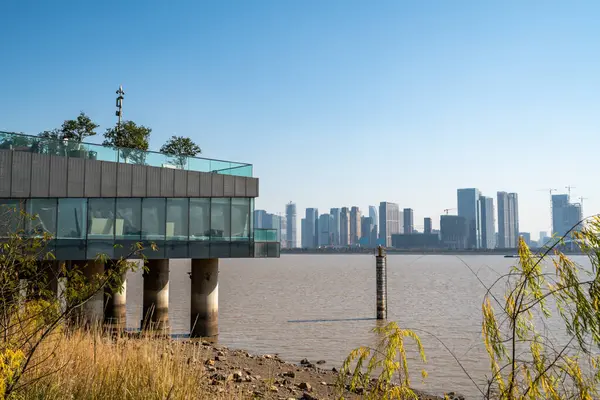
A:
103 121 151 164
159 135 201 169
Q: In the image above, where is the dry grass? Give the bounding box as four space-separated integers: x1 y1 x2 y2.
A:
15 329 244 400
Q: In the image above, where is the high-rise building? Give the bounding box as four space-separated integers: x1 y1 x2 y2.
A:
379 202 400 247
403 208 414 234
305 208 319 248
479 196 496 249
350 206 362 245
318 214 332 247
497 192 519 248
285 202 297 248
424 217 432 234
457 188 481 249
552 194 583 240
361 216 377 247
340 207 350 246
300 218 307 248
279 215 287 248
369 205 378 238
440 215 468 249
329 208 341 246
539 231 548 244
254 209 268 229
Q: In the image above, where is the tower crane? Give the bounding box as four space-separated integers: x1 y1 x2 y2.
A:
566 185 576 200
443 208 457 215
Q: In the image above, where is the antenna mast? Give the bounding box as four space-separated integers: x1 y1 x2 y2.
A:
116 85 125 131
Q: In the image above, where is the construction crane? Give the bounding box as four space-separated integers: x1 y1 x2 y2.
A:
443 208 456 215
579 196 588 207
566 185 576 200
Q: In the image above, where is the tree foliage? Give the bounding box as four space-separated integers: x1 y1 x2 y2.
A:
103 121 151 164
58 112 98 142
338 322 426 399
159 136 201 168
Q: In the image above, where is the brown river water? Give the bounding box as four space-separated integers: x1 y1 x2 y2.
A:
125 254 585 398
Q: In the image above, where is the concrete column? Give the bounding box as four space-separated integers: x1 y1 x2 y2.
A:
142 259 169 332
104 268 127 331
77 260 105 326
190 258 219 338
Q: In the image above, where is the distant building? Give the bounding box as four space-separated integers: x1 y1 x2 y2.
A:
304 208 319 248
253 209 267 229
379 202 400 247
539 231 547 243
361 216 377 248
497 192 519 249
340 207 350 246
424 217 432 234
479 196 496 249
440 215 468 249
318 214 332 246
330 208 341 246
279 214 287 248
403 208 414 234
392 233 440 249
458 188 481 249
350 206 362 245
300 218 307 248
286 202 297 248
552 194 583 241
369 205 378 238
519 232 531 247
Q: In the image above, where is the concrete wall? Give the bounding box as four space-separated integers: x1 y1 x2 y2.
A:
0 150 259 199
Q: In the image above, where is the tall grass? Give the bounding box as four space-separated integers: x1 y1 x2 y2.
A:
16 328 240 400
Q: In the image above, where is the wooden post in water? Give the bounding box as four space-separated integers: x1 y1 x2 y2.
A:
376 245 387 320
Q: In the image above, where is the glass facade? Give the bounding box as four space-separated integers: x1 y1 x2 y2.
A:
0 197 279 259
0 131 253 177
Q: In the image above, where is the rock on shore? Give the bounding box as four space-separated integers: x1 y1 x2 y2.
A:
182 340 460 399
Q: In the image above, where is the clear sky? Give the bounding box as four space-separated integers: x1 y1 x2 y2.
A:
1 0 599 236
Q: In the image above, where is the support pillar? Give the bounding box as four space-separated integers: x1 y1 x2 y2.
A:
142 259 169 332
190 258 218 338
77 260 105 326
104 268 127 331
376 246 387 320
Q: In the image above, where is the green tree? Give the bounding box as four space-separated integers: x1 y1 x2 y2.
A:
159 136 201 169
103 121 152 164
60 112 98 142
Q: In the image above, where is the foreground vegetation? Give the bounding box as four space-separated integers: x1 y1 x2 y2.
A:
340 217 600 399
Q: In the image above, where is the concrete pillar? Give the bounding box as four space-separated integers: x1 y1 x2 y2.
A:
142 259 169 332
77 260 105 326
376 246 387 320
104 268 127 331
190 258 219 338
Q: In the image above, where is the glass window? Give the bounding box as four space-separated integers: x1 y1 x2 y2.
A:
116 198 142 239
88 199 116 239
231 198 250 241
27 199 57 237
57 198 87 239
189 198 210 241
142 198 165 240
166 198 188 240
210 198 230 241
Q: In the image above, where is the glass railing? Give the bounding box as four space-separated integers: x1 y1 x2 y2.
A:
0 131 253 177
254 229 278 242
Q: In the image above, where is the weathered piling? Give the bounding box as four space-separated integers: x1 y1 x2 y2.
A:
376 245 387 320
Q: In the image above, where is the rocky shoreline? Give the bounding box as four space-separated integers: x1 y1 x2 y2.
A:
184 339 465 400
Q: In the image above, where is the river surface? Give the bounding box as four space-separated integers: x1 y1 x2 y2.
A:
124 254 585 398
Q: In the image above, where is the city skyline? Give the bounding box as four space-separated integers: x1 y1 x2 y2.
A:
257 185 585 249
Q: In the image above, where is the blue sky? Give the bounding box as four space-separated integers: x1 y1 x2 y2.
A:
1 0 599 235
